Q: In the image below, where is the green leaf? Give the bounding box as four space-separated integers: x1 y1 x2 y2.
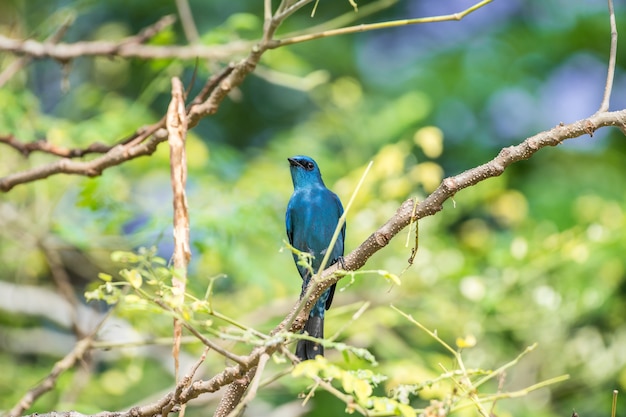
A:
111 251 139 263
98 272 113 282
378 270 401 286
120 268 142 288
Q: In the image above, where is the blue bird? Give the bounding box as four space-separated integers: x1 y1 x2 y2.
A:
286 155 345 361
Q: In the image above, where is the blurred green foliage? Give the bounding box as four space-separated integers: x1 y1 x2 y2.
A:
1 1 626 416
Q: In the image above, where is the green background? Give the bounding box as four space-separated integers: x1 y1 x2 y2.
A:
1 1 625 416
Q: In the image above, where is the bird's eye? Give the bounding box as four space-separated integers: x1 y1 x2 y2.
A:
304 161 314 171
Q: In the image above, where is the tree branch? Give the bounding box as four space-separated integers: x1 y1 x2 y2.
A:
0 0 494 193
271 0 493 47
8 313 113 417
0 15 74 87
0 15 248 62
0 134 115 158
0 63 235 192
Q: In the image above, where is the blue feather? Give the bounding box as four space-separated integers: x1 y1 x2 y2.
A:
286 156 345 360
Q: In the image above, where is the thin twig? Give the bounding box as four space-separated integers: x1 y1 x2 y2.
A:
473 343 538 388
175 1 200 44
0 15 74 87
282 348 370 415
271 0 493 47
326 301 370 342
8 311 113 417
162 347 210 417
38 240 83 337
123 15 178 45
597 0 618 113
180 321 248 366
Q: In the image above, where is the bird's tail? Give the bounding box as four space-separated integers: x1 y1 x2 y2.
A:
296 315 324 361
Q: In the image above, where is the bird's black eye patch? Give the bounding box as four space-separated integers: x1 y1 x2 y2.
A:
304 161 314 171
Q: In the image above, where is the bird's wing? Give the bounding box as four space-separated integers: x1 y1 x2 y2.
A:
335 193 346 251
285 202 294 245
325 191 345 310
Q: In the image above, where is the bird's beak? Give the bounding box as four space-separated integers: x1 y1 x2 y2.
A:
288 157 301 168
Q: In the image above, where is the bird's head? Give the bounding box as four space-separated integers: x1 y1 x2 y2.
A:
288 155 324 188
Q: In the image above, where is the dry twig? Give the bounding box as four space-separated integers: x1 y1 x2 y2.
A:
8 313 112 417
166 76 191 384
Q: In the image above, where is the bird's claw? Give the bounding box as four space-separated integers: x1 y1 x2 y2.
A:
337 256 346 270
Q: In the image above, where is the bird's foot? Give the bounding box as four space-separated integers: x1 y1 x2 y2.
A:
337 256 346 270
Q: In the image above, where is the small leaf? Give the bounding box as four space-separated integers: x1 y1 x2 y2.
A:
152 256 167 265
123 294 143 304
111 251 138 263
85 289 103 301
353 378 373 400
292 359 322 379
456 334 477 349
98 272 113 282
397 403 417 417
378 270 401 286
120 268 142 288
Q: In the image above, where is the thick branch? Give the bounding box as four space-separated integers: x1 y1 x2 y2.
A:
281 110 626 336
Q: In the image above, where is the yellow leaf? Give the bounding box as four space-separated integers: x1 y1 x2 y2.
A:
121 268 142 288
292 359 322 379
456 334 477 349
379 270 401 286
398 403 417 417
353 378 373 400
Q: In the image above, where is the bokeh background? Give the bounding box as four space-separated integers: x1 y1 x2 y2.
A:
1 0 626 416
